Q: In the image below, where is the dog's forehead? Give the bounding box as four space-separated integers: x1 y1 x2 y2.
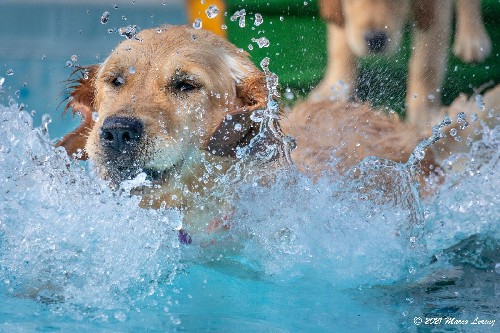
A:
103 26 233 72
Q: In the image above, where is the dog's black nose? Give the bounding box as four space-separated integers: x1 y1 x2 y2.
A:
99 116 143 152
364 31 388 53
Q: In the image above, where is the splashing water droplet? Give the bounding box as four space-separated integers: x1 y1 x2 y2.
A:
66 61 73 68
475 94 485 111
107 28 115 34
230 9 246 28
248 44 253 51
205 5 219 19
92 112 99 122
428 94 435 101
221 24 227 30
251 37 270 48
192 18 202 30
254 13 263 26
6 69 14 76
118 25 139 39
101 11 110 24
280 16 284 21
450 128 457 137
0 77 4 87
42 114 52 133
129 66 136 74
495 263 500 274
234 123 242 131
285 88 294 100
70 54 78 62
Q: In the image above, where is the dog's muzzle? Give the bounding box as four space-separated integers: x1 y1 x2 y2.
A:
98 116 146 181
364 31 388 53
100 116 143 154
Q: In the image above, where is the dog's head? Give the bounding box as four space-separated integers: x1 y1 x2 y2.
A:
319 0 436 56
57 26 268 184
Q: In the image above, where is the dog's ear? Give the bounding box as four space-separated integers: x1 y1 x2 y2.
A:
412 0 436 30
55 65 98 160
319 0 344 27
203 64 269 157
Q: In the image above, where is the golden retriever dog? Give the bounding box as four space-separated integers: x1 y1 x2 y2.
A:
56 25 497 238
311 0 491 135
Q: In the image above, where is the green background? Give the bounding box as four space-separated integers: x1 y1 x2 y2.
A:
224 0 499 115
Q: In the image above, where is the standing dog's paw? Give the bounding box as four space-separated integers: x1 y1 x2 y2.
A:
453 27 492 63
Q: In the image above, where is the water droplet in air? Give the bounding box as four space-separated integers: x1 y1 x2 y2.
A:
251 37 270 48
129 66 136 74
70 54 78 62
428 94 435 101
221 24 227 30
118 25 139 39
254 13 263 26
205 5 219 18
280 16 284 21
66 61 73 67
284 88 294 100
101 11 110 24
6 69 14 76
122 15 127 21
475 94 485 110
192 18 202 30
230 9 246 28
42 114 52 133
0 77 4 87
495 263 500 274
248 44 253 50
450 128 457 137
234 123 242 131
114 4 118 9
107 28 115 34
92 112 99 122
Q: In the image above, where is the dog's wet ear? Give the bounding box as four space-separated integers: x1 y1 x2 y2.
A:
204 66 268 157
319 0 344 27
55 65 98 160
412 0 436 30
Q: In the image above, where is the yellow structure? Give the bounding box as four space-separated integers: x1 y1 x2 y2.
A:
186 0 227 37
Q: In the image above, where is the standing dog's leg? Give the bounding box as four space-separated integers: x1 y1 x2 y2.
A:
309 23 357 102
406 0 452 135
453 0 491 63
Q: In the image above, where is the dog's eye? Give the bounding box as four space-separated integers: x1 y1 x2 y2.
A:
110 75 125 88
172 80 198 93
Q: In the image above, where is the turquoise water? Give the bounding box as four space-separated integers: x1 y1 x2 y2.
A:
1 101 498 331
1 2 499 332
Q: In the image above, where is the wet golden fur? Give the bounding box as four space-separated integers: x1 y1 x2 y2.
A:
312 0 491 134
57 25 496 233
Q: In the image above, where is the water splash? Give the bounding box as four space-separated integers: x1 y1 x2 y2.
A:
230 9 246 28
254 13 263 26
205 5 219 19
100 11 110 24
192 18 202 30
0 104 181 317
118 25 139 39
251 37 270 48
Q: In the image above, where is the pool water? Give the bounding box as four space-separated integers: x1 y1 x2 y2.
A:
1 2 499 332
1 98 498 331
